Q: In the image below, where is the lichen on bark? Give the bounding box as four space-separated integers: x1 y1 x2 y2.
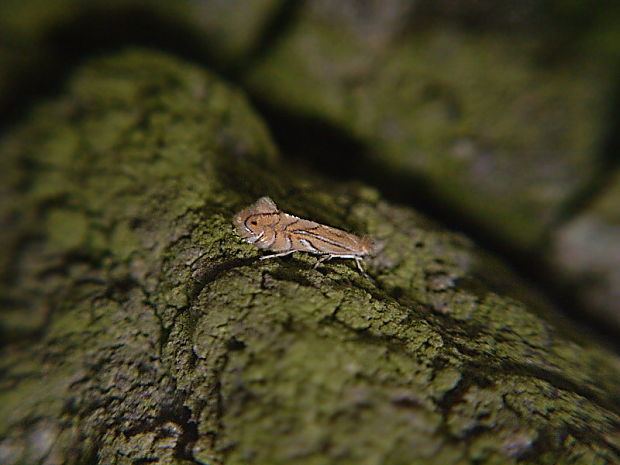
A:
1 50 619 465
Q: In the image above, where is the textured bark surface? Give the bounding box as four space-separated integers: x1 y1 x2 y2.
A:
1 50 620 465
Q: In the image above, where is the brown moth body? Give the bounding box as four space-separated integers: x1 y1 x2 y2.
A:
233 197 373 272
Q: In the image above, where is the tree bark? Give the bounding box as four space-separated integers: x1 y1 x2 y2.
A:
1 50 619 465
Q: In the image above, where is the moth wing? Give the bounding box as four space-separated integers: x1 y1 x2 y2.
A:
253 196 279 213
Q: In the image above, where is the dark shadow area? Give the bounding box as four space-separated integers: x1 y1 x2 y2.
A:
229 0 305 76
0 1 306 135
550 63 620 228
0 5 222 135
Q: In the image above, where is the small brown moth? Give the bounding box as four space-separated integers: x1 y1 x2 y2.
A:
233 197 373 273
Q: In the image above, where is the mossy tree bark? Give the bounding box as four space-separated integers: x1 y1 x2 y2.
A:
1 50 619 465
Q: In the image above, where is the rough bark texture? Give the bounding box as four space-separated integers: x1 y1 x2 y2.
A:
1 50 620 465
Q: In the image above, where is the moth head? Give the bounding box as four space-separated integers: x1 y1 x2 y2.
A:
233 197 280 240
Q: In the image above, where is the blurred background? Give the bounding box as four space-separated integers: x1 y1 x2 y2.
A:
1 0 619 345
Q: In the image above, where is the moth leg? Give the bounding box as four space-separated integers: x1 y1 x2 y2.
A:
247 231 264 244
354 257 374 280
259 250 295 260
354 257 366 273
313 254 334 270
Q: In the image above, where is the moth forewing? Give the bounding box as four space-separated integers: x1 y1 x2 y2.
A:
233 197 373 273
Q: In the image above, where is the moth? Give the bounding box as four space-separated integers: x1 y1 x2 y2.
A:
233 197 373 273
